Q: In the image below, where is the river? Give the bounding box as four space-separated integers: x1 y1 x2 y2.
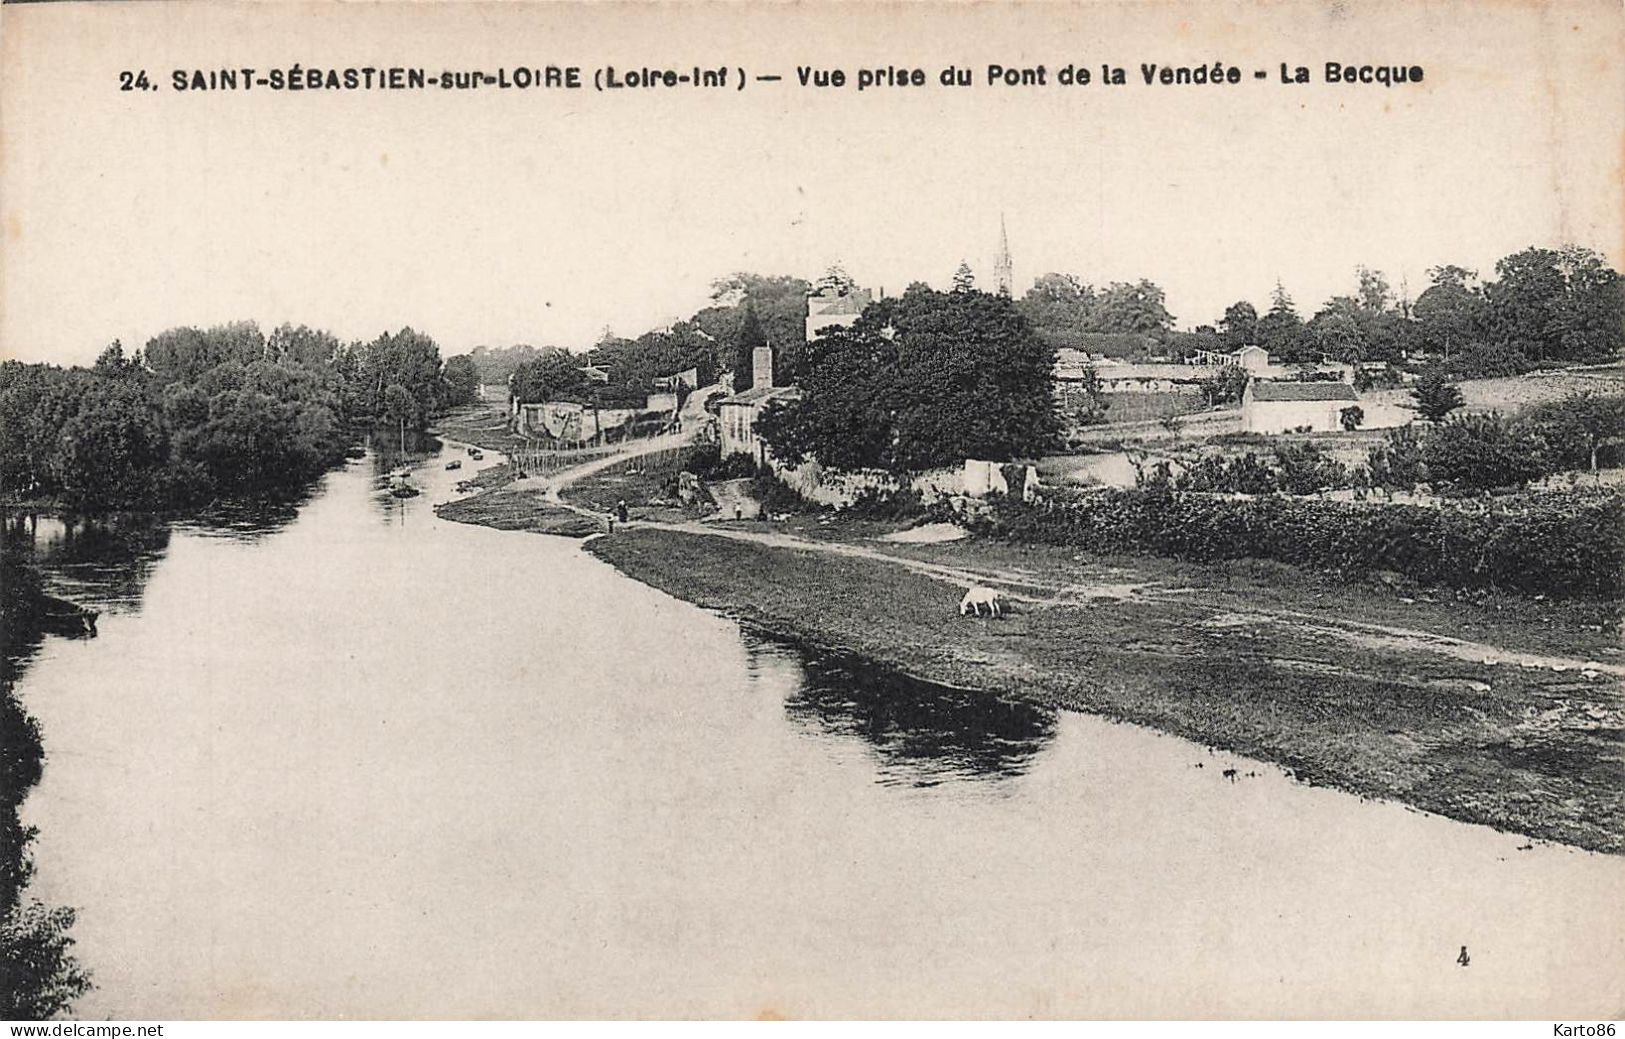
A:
8 440 1623 1019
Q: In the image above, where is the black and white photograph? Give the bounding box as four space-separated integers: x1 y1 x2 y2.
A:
1 0 1622 1025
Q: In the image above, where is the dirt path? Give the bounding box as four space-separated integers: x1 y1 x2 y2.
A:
510 430 695 503
502 439 1622 680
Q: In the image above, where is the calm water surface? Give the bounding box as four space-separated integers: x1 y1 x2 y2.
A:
10 442 1624 1018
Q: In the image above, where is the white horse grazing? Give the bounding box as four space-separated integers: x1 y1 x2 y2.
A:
959 585 1004 618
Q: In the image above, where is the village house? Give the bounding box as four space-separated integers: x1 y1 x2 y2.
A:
1242 380 1361 434
512 390 679 443
1086 359 1223 393
805 285 873 341
719 346 800 463
1192 343 1271 370
514 400 641 442
1191 345 1353 383
652 367 700 392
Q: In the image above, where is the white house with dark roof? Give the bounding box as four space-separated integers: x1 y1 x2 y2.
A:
1242 381 1361 434
805 286 873 341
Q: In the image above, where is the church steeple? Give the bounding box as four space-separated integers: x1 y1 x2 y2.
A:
994 214 1013 298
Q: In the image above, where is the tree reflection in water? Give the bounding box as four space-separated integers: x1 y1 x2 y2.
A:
759 637 1058 787
3 512 172 614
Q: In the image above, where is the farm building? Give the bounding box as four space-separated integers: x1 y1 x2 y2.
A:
1088 361 1222 393
1242 381 1360 434
514 401 647 442
1191 343 1271 370
719 346 800 463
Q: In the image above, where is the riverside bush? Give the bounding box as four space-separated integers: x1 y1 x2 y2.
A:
976 488 1625 600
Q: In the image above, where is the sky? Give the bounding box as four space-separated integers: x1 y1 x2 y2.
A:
2 0 1622 367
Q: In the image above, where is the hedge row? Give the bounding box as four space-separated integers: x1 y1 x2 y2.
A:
975 488 1625 600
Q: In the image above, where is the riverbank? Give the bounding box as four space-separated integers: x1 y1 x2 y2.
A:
429 402 527 454
586 524 1623 854
1 551 92 1017
434 488 599 537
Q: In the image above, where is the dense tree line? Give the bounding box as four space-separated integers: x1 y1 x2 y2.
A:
759 285 1060 472
1016 274 1176 350
494 271 813 409
0 321 462 510
1368 393 1625 496
1139 392 1625 498
1 552 91 1018
1198 246 1622 372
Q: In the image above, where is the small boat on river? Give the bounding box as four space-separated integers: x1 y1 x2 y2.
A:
41 593 98 636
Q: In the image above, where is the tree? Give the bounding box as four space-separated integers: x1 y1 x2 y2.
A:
1339 405 1365 431
1201 365 1249 406
1413 266 1484 360
1409 369 1466 422
510 348 587 404
441 355 480 407
760 287 1059 472
951 261 976 293
1366 425 1426 491
382 384 414 427
709 272 811 382
1257 281 1308 361
465 344 545 387
1475 246 1623 364
3 324 356 509
754 325 897 471
1363 309 1418 363
49 376 169 508
1059 364 1111 427
1522 392 1625 473
1308 298 1368 363
1016 273 1098 349
1423 413 1546 494
1356 266 1393 314
814 263 856 296
1218 301 1258 348
357 328 446 426
144 322 266 385
1095 280 1174 335
92 341 144 379
1549 246 1625 361
0 903 92 1020
267 324 341 368
1483 248 1566 362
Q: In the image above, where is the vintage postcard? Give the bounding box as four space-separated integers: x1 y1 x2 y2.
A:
1 0 1622 1023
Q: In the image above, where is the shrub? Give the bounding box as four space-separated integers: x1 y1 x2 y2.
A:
1410 369 1466 422
1367 426 1426 491
844 486 926 520
751 467 811 516
973 488 1624 600
1423 413 1547 495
